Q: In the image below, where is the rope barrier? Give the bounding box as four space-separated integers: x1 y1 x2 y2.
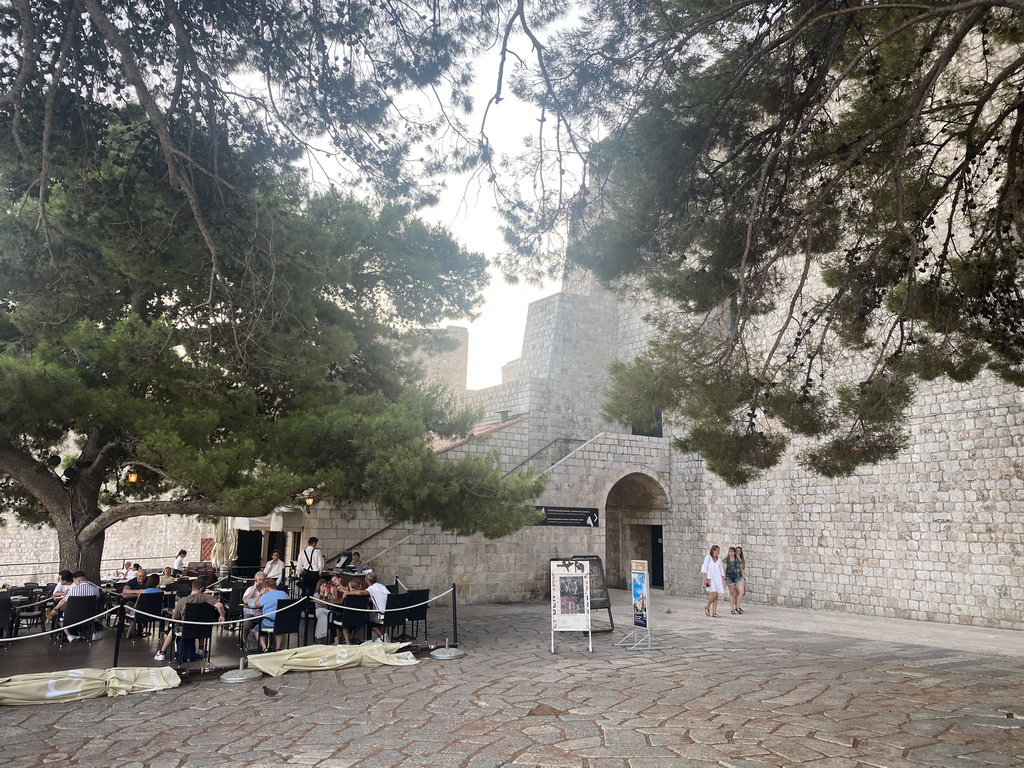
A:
0 605 119 642
128 595 309 627
2 586 455 642
10 595 54 610
310 587 453 614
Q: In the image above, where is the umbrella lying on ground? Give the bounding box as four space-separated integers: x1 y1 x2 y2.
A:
0 666 181 706
246 641 419 678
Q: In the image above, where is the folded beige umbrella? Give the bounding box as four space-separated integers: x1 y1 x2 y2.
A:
0 666 182 706
246 641 419 677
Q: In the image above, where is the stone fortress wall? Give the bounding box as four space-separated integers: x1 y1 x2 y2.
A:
0 516 213 585
416 270 1023 629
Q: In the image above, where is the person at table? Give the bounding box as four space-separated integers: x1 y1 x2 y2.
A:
347 551 370 574
53 571 103 642
114 560 133 579
240 571 267 648
124 574 163 638
253 577 291 652
330 578 367 645
153 578 225 662
263 550 285 583
52 570 74 600
158 566 176 587
48 570 74 627
297 537 324 597
172 549 187 577
339 573 389 642
313 576 341 643
122 567 149 600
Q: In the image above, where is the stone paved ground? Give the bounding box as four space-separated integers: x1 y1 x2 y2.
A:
2 590 1022 768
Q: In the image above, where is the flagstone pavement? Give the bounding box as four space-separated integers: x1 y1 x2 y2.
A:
2 589 1022 768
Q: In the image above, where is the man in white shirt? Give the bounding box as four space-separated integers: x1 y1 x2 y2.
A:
263 550 285 582
54 571 103 642
298 537 324 596
345 573 389 641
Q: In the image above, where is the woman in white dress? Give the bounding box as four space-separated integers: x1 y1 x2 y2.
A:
700 545 725 618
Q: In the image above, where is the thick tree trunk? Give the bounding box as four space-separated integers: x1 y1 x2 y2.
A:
56 524 106 583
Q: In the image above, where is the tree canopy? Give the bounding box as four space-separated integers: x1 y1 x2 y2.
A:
0 0 554 576
501 0 1024 484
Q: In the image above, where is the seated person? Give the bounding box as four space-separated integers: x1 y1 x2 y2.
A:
335 578 371 645
154 579 225 661
346 551 371 574
52 570 74 599
253 577 291 652
339 573 389 641
53 571 103 642
121 567 149 601
157 567 176 588
314 576 341 643
114 560 133 579
49 570 74 627
172 549 187 577
124 573 162 638
240 571 267 648
263 550 285 583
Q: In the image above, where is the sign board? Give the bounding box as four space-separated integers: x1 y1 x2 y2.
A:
550 558 591 632
535 506 599 527
631 560 649 629
570 554 609 610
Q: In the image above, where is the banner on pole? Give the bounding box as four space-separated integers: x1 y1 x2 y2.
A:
631 560 649 629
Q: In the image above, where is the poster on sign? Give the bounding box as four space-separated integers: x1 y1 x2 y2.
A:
631 560 649 629
550 558 591 633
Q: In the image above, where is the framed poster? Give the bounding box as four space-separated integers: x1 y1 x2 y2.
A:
631 560 649 629
550 558 591 633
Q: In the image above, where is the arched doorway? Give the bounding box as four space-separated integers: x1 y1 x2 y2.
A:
604 472 671 590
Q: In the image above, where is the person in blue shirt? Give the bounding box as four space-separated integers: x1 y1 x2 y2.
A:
253 577 291 652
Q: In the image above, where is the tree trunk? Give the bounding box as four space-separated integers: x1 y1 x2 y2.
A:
56 526 106 583
50 479 108 583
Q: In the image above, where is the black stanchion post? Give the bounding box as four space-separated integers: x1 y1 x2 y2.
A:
302 597 310 647
452 582 458 646
112 605 125 667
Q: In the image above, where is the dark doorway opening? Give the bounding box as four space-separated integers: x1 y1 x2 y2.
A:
236 530 263 573
267 531 285 562
650 525 664 588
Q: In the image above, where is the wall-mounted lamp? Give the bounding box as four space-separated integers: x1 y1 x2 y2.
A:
127 471 139 483
304 495 315 509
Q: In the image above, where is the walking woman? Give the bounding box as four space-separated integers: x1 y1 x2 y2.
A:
735 546 748 613
725 547 744 614
700 545 725 618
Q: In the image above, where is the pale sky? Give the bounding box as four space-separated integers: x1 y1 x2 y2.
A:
423 42 565 391
429 187 559 391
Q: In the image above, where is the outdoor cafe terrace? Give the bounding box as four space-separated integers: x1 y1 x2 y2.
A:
0 565 450 679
